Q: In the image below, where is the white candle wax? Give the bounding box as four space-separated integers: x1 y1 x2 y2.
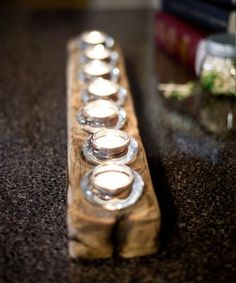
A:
85 45 110 60
87 107 116 118
84 60 111 76
94 171 131 191
95 135 126 149
86 101 117 119
88 78 118 97
81 31 106 45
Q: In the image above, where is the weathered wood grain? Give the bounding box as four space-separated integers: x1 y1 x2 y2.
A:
67 38 161 259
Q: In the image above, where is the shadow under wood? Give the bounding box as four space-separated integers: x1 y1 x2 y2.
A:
125 57 177 250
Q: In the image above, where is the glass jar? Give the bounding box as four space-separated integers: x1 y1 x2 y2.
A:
196 33 236 97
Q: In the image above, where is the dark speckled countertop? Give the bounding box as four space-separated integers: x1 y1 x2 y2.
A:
1 6 236 283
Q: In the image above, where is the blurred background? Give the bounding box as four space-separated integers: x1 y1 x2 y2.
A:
5 0 160 9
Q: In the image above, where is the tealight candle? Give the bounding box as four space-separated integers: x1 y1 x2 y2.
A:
80 164 144 210
79 30 115 50
77 99 126 133
90 164 134 200
78 99 120 132
86 104 116 119
85 44 110 60
84 60 111 77
94 134 126 148
81 78 127 105
79 60 119 82
81 30 107 45
91 129 130 159
83 128 138 165
85 99 118 123
88 78 119 100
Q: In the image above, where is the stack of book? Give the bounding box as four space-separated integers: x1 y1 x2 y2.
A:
155 0 236 72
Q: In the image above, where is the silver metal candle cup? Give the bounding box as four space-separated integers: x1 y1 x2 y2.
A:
79 44 118 66
80 164 144 210
83 129 138 165
81 78 127 106
78 30 115 49
90 164 134 200
78 60 119 83
91 129 130 157
77 99 126 133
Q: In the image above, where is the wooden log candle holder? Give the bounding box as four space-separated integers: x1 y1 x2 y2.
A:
67 33 161 259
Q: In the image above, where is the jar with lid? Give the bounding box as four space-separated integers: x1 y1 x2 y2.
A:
196 33 236 97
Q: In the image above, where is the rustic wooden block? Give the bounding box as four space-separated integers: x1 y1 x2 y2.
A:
67 37 161 259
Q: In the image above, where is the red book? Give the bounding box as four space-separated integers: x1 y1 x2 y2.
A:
155 11 209 72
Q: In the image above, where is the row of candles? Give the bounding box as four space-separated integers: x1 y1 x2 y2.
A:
75 31 144 210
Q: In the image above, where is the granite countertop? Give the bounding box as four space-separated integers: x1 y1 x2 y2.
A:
1 7 235 283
